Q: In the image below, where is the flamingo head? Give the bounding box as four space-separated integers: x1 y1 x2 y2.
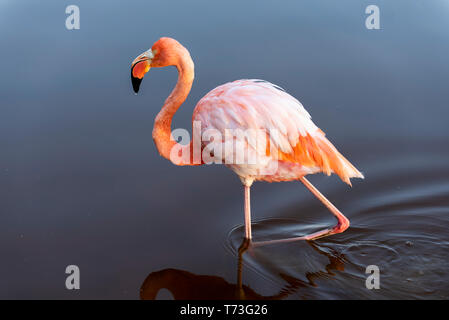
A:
131 37 192 93
130 48 153 94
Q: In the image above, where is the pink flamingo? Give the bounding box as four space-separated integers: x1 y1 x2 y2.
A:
131 37 363 241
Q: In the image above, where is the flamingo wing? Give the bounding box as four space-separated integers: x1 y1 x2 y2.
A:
193 79 364 185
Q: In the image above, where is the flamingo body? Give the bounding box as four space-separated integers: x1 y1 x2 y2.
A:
193 79 363 185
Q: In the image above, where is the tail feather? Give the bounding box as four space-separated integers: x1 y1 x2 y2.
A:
315 134 364 186
273 129 364 185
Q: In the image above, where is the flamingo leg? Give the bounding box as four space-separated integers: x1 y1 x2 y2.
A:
298 177 350 240
244 185 252 240
251 177 349 247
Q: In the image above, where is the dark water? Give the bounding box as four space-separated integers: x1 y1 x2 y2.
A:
1 0 449 299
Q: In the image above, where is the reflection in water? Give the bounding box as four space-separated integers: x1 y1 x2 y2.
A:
140 238 344 300
140 239 276 300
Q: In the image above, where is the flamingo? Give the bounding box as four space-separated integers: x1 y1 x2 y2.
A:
130 37 364 241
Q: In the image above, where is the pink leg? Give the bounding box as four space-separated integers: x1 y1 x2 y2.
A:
298 177 350 240
244 185 252 240
252 177 349 247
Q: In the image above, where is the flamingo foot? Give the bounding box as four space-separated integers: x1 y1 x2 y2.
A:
252 218 349 247
301 215 350 240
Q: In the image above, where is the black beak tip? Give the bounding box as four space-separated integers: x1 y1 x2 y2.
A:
131 70 142 94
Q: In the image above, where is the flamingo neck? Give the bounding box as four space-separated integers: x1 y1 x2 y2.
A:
152 52 194 163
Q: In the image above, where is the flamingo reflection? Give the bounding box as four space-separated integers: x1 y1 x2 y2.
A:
140 238 347 300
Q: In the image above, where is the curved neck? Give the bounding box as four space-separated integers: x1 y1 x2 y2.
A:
152 51 194 163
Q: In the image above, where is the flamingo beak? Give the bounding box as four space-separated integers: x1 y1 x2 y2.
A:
131 49 154 93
